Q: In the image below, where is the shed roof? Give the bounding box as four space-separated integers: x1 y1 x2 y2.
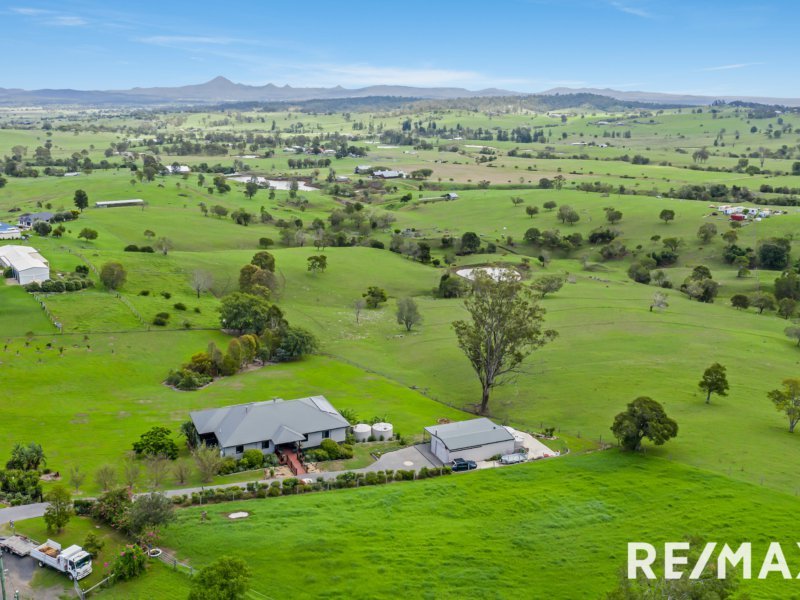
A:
0 245 48 272
425 418 514 451
0 222 20 232
190 396 349 448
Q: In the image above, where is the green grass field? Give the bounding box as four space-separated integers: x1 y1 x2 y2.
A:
2 102 800 598
91 452 800 599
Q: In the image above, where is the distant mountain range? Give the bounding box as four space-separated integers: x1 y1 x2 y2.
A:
0 76 798 107
539 87 800 108
0 76 516 106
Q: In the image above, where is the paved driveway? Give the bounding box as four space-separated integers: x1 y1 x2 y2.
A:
365 445 441 472
0 502 49 525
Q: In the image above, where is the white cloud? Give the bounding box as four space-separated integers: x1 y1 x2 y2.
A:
46 15 87 26
608 1 653 18
699 62 763 72
10 7 51 15
11 7 87 26
138 35 242 46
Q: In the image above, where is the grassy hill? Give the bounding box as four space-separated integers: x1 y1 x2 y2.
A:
93 452 800 599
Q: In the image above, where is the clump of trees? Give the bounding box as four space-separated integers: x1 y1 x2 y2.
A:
168 289 317 390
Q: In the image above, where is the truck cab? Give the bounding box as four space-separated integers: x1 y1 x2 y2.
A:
62 545 93 580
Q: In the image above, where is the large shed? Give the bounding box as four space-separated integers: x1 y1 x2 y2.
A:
424 418 515 463
0 245 50 284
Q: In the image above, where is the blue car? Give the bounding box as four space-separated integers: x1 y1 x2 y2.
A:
451 458 477 471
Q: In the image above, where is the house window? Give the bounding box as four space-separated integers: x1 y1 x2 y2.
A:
261 441 269 449
322 430 331 439
235 445 244 454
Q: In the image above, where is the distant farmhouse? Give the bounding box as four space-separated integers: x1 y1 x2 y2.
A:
372 170 406 179
0 222 22 240
0 245 50 284
354 165 372 174
95 199 145 209
190 396 349 459
17 212 54 229
163 165 191 174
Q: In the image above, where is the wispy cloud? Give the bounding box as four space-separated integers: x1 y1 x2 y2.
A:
699 62 763 72
10 7 51 15
608 1 653 18
46 15 87 26
138 35 246 46
11 6 87 26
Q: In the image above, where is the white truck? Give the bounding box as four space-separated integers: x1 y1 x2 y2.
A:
29 539 93 581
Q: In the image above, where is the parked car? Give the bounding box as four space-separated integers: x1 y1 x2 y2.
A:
451 458 477 472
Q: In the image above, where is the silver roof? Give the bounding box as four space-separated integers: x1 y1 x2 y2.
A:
425 418 514 451
190 396 348 448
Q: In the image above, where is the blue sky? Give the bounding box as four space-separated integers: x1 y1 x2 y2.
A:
2 0 798 97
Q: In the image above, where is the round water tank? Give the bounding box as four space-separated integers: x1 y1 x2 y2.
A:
372 422 393 441
352 423 371 442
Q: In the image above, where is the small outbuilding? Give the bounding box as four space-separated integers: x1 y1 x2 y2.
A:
424 418 515 463
0 245 50 284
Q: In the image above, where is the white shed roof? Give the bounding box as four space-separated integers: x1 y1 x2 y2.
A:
0 245 48 272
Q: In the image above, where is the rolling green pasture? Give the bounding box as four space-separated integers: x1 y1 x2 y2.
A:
97 452 800 599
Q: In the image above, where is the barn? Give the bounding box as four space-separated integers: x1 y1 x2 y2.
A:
424 418 515 463
0 245 50 284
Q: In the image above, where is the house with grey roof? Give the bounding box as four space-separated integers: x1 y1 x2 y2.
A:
17 212 54 229
424 418 515 463
190 396 349 458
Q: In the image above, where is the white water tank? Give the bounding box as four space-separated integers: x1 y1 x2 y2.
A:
372 422 393 441
504 426 526 449
352 423 371 442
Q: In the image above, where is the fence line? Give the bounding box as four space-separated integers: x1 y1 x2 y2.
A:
155 549 195 577
31 292 63 333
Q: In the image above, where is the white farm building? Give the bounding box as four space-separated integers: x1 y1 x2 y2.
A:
425 418 515 463
0 245 50 284
0 223 22 240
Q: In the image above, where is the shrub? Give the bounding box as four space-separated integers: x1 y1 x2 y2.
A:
173 302 187 311
139 246 155 253
152 316 168 327
218 457 238 475
240 449 264 470
160 291 171 299
112 544 148 581
75 264 89 275
165 368 211 390
124 244 140 252
139 290 150 296
73 498 95 516
132 426 179 460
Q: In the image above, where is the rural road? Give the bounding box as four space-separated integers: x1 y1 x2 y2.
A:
0 446 443 524
0 502 49 525
0 443 556 525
